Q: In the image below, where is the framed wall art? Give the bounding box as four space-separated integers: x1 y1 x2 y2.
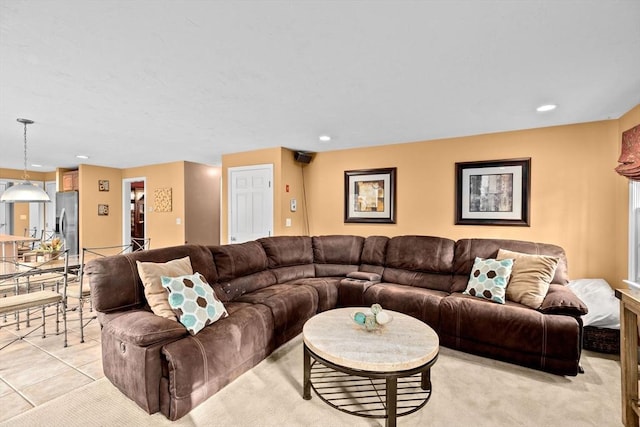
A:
98 204 109 216
98 180 110 191
344 167 396 223
455 158 530 226
154 187 172 212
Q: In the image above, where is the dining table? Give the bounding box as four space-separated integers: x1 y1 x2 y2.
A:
0 252 82 282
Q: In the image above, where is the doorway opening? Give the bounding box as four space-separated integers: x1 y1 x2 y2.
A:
122 178 146 249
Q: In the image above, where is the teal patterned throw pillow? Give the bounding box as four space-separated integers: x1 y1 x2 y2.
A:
161 273 228 335
463 257 514 304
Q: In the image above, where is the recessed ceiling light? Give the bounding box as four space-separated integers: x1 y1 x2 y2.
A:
31 164 42 168
76 154 89 159
536 104 557 112
319 135 331 142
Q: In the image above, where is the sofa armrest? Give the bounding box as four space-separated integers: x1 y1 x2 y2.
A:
539 284 589 316
102 309 188 347
346 271 381 282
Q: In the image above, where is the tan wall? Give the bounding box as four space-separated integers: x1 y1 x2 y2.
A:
294 118 629 287
0 168 50 182
124 162 186 249
184 162 221 245
279 148 309 236
78 164 123 249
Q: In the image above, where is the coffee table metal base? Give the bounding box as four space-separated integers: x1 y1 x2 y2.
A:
303 344 437 427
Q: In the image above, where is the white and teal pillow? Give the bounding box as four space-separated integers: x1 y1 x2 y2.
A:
463 257 514 304
161 272 228 335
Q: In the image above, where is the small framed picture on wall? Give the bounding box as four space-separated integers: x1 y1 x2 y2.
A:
344 167 396 223
98 180 110 191
98 204 109 216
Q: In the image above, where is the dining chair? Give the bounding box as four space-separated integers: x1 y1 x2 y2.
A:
16 227 38 259
65 243 136 343
131 238 151 252
0 251 68 351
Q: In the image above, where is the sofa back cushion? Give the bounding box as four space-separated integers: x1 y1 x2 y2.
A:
381 235 455 292
451 238 569 293
86 245 216 314
359 236 389 275
258 236 315 282
312 235 364 277
210 241 268 281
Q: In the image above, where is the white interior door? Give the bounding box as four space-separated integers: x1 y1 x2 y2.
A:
228 164 273 244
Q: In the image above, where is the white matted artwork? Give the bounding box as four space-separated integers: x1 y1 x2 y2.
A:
455 158 530 226
154 187 172 212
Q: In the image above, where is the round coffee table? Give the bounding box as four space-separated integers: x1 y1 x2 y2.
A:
302 307 439 427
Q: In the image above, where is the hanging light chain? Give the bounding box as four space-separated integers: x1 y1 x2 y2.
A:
16 118 34 181
22 121 29 180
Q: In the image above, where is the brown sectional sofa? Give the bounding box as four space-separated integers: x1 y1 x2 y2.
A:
86 234 587 420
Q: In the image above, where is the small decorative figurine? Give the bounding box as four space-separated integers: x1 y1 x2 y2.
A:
350 304 393 330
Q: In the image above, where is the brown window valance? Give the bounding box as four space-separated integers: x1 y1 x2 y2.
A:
616 124 640 180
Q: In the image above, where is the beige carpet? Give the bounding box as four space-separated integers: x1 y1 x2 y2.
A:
2 335 622 427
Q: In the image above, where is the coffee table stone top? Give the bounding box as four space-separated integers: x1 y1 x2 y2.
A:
302 307 439 373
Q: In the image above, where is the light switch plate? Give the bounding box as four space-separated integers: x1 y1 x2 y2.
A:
290 199 297 212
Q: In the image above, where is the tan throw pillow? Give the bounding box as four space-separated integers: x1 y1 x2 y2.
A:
136 256 193 321
496 249 559 309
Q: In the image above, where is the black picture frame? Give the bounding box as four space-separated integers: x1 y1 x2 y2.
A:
455 158 530 226
344 167 396 223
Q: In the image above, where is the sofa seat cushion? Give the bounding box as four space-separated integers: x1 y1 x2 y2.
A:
439 293 581 361
217 270 276 302
270 264 316 283
160 303 275 420
236 284 319 345
101 309 188 347
288 277 340 312
315 263 359 277
362 283 448 329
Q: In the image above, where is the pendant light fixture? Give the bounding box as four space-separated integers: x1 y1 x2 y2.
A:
0 118 51 203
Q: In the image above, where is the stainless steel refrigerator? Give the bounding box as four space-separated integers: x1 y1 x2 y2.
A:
56 191 79 255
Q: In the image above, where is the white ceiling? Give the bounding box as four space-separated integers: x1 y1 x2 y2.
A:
1 0 639 172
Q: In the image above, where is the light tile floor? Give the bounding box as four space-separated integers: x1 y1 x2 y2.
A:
0 305 103 422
